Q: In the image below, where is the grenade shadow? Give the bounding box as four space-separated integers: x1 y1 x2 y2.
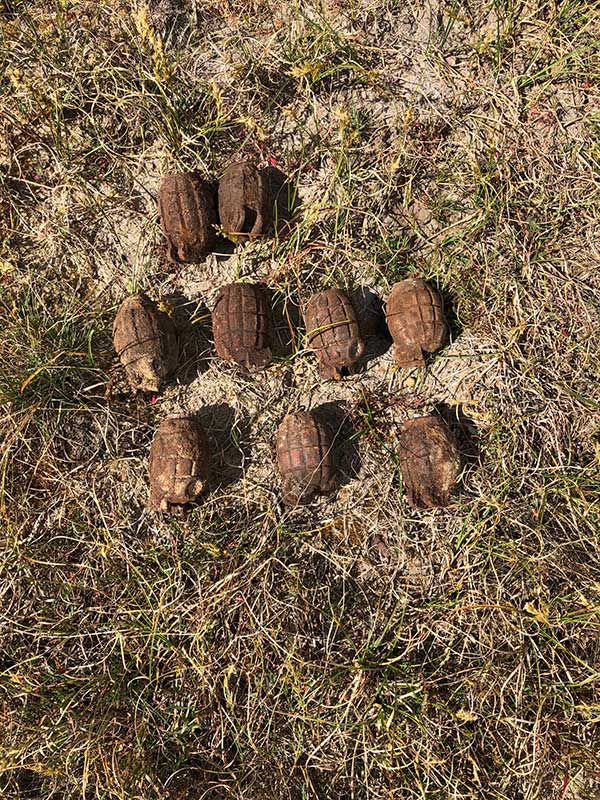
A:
262 166 300 235
350 285 393 372
268 288 301 361
434 402 480 497
164 292 212 386
204 176 238 259
195 404 250 491
438 285 462 342
313 401 362 490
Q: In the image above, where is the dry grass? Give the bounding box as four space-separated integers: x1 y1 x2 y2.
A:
1 0 600 798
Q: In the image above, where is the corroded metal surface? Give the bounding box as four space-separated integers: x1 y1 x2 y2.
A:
398 415 461 508
148 416 209 512
276 410 336 506
304 288 365 379
212 282 272 370
113 293 178 392
159 172 217 263
218 161 272 242
385 278 447 367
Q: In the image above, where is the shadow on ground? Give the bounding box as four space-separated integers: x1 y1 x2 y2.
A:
165 292 212 385
270 288 301 360
438 283 462 343
264 165 300 234
351 285 393 372
314 400 362 489
196 403 250 491
434 402 480 463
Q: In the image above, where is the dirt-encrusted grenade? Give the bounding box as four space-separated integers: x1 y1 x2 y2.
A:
398 415 461 509
303 288 365 380
148 416 210 512
113 293 178 393
385 278 447 367
212 282 272 370
218 161 272 242
159 172 217 263
276 411 336 506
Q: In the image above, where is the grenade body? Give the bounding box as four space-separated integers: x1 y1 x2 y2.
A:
212 282 272 370
218 161 272 243
113 293 178 393
303 289 365 380
398 415 461 508
276 411 336 506
148 416 210 512
385 278 447 367
159 172 217 263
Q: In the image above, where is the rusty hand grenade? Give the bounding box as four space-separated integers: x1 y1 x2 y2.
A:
212 282 272 370
113 293 178 393
385 278 447 367
276 410 337 506
159 172 217 263
148 416 210 512
303 288 365 380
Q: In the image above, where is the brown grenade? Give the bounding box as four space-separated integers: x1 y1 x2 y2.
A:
158 172 217 263
276 411 336 506
148 416 210 512
113 293 178 393
398 415 461 509
303 288 365 380
212 282 272 370
218 161 272 242
385 278 448 367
